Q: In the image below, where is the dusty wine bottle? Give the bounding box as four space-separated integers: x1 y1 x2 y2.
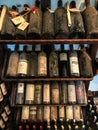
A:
59 44 69 77
25 83 35 104
73 105 81 123
66 106 73 123
54 0 69 39
43 106 50 121
60 81 68 104
69 45 80 77
21 106 29 121
43 82 50 104
50 106 58 121
59 106 65 120
17 45 29 77
0 81 7 97
38 45 47 77
28 45 38 77
79 45 93 77
0 116 5 129
68 81 76 104
49 45 59 77
16 83 25 104
29 106 37 121
1 109 8 122
0 88 3 103
36 106 43 121
6 45 19 77
27 0 42 39
51 81 60 104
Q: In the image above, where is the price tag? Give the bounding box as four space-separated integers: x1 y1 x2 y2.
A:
17 21 29 31
11 16 25 25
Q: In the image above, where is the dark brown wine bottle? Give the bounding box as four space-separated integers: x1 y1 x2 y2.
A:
6 45 19 77
59 44 69 77
79 45 93 77
69 45 80 77
16 83 25 104
54 0 69 39
27 0 42 39
17 45 29 77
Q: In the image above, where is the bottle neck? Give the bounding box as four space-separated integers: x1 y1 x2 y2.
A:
35 0 40 7
85 0 90 7
14 45 19 52
58 0 63 7
61 44 64 51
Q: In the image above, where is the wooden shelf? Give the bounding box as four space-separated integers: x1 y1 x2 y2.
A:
0 39 98 44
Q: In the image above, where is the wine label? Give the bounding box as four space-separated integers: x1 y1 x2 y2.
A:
0 89 3 102
43 83 50 103
7 54 19 76
66 106 73 121
38 54 47 76
0 83 7 96
51 106 57 120
17 59 28 75
60 53 67 61
17 21 29 31
21 106 29 120
68 83 76 103
29 106 37 120
1 111 8 122
59 106 65 119
12 15 25 25
17 83 24 93
69 56 79 74
37 106 43 120
73 106 81 121
44 106 50 120
4 105 11 115
0 118 5 129
25 84 34 101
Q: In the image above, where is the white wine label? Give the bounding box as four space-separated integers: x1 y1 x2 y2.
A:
17 83 24 93
44 106 50 120
17 59 28 75
51 106 57 120
17 21 29 31
66 106 73 121
12 16 25 25
25 84 34 101
7 55 19 76
0 118 5 129
1 111 8 122
59 106 65 119
73 106 81 120
21 106 29 120
4 105 11 115
52 88 59 103
68 84 76 103
69 57 79 74
38 55 47 75
0 83 7 95
0 89 3 102
43 83 50 103
60 53 67 61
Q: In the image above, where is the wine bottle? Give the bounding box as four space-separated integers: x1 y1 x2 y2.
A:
42 4 54 39
0 81 7 97
68 45 80 77
49 45 59 77
16 83 25 104
25 83 35 104
59 106 65 120
82 0 98 38
51 81 60 104
6 44 19 77
0 116 5 129
1 109 8 122
27 0 42 39
54 0 69 39
43 82 50 104
68 81 76 104
17 45 29 77
73 105 81 123
28 45 38 77
66 106 73 123
38 45 47 77
21 106 29 121
50 106 58 121
43 106 50 122
60 81 68 104
79 45 93 77
34 82 42 104
75 81 85 104
29 106 37 121
59 44 69 77
4 104 11 116
0 87 4 103
36 106 43 121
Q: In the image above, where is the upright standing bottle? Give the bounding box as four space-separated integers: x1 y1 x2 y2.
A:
6 45 19 77
79 45 93 77
49 45 59 77
17 45 29 77
38 45 47 77
54 0 69 39
68 45 80 77
59 44 69 77
27 0 42 39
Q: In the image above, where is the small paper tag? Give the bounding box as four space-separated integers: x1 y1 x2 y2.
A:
17 21 29 31
69 8 80 12
47 8 54 13
11 16 25 25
